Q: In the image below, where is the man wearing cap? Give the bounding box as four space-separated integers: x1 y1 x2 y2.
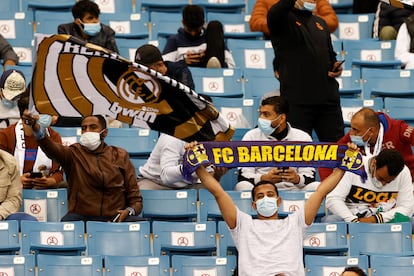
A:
0 81 64 190
0 69 26 129
135 44 195 90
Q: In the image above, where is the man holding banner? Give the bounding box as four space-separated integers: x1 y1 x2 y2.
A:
184 141 362 276
236 96 318 191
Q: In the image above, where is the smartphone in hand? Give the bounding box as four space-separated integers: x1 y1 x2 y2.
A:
332 60 345 72
29 172 43 178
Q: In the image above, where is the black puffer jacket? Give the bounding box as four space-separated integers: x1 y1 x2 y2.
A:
373 1 412 38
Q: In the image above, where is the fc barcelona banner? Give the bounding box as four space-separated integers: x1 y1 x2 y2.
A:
31 34 234 142
182 141 367 180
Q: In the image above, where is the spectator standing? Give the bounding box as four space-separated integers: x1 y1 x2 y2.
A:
250 0 339 37
22 113 143 222
58 0 119 53
267 0 345 143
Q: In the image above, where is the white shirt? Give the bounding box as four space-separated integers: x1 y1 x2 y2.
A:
230 208 308 276
239 124 315 189
139 133 197 188
395 22 414 69
326 156 414 222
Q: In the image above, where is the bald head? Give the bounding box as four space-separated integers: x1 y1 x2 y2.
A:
350 108 380 146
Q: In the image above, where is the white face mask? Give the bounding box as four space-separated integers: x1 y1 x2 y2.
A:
79 130 104 151
255 196 278 217
369 160 383 189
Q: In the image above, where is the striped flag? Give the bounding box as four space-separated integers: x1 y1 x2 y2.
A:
32 34 234 142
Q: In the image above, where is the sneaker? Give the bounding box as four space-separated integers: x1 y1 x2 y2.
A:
206 57 221 68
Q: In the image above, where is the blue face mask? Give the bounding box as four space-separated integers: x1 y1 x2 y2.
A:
350 127 371 147
258 115 281 136
303 1 316 11
1 99 17 109
38 114 52 128
255 196 278 217
82 22 101 36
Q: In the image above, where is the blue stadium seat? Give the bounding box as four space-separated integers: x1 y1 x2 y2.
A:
99 12 149 39
370 255 414 275
104 255 170 275
171 255 237 276
277 190 325 221
332 39 344 61
384 97 414 126
0 12 34 43
303 222 348 256
21 188 68 222
152 221 217 257
192 0 245 14
140 189 198 222
348 222 413 256
0 0 20 13
333 13 375 40
21 220 86 256
206 12 263 39
22 0 74 12
190 67 243 98
212 97 259 128
340 98 383 127
336 68 362 98
150 12 182 42
227 39 274 70
243 68 280 99
361 68 414 100
104 127 159 157
93 0 134 14
51 127 80 146
0 255 36 276
34 10 73 34
0 220 20 255
10 39 34 65
117 37 149 61
217 220 236 256
219 167 240 191
86 221 151 257
37 255 103 276
141 1 187 16
231 128 250 141
199 189 256 222
305 255 369 276
342 39 401 71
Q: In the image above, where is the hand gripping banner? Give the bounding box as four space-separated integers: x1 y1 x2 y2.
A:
182 141 367 181
31 34 234 142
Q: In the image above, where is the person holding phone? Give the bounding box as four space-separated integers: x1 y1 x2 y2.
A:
267 0 345 144
0 77 64 189
235 96 318 191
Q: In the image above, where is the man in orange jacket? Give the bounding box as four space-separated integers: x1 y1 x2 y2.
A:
249 0 338 36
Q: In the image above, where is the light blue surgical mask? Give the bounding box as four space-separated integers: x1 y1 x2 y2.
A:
82 22 101 36
38 114 52 128
258 115 281 136
303 1 316 11
350 127 371 147
1 99 16 109
255 196 278 217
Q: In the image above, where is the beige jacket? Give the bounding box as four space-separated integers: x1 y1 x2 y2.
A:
0 149 22 219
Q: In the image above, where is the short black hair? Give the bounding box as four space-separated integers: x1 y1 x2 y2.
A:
375 149 405 177
261 96 289 115
82 115 107 129
252 181 279 200
72 0 100 19
182 5 204 29
342 266 367 276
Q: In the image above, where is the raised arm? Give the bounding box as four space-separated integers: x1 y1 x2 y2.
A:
196 166 237 229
